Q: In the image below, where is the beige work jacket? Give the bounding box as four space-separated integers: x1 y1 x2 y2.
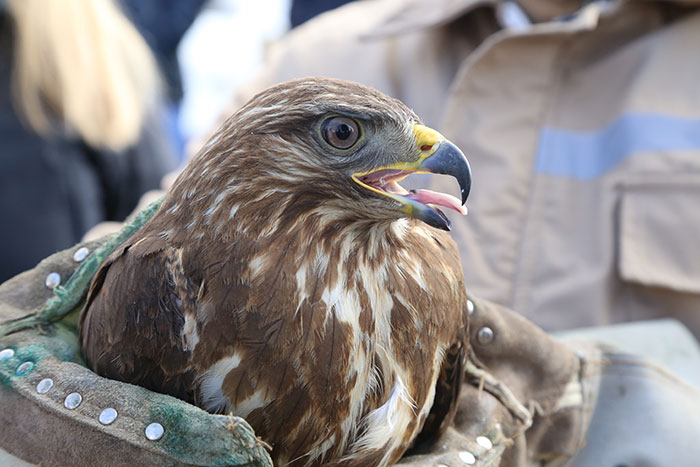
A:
233 0 700 336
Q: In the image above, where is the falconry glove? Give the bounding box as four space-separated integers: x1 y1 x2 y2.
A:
3 234 700 465
400 298 700 466
399 297 590 466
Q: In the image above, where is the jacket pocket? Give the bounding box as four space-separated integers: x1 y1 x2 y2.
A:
618 175 700 294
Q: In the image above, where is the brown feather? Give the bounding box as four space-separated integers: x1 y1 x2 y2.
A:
79 78 469 466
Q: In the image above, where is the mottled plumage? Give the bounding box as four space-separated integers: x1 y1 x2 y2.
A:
80 78 470 466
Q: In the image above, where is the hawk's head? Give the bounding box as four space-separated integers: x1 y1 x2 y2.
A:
178 78 471 232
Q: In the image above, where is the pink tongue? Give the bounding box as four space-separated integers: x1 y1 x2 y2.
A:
405 189 468 215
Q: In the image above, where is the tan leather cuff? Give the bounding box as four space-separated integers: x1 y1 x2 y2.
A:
401 297 593 466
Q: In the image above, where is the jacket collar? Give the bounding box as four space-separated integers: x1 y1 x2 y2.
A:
364 0 696 38
363 0 496 37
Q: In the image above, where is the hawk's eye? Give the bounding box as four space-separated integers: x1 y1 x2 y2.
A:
322 116 360 150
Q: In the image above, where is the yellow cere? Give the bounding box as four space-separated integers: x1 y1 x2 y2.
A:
412 124 444 159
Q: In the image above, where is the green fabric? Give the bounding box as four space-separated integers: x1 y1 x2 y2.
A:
0 327 272 465
0 197 164 337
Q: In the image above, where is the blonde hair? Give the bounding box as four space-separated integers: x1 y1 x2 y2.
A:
7 0 161 150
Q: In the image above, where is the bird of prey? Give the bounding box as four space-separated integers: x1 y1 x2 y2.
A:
80 78 471 466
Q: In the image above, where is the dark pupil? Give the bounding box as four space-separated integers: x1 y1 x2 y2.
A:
335 123 352 140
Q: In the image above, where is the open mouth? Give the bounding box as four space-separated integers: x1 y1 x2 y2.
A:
355 168 468 223
358 168 468 214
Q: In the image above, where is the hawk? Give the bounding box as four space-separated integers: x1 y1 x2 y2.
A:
79 78 471 466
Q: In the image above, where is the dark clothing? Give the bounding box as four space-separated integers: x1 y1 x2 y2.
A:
0 13 176 283
291 0 356 28
120 0 206 102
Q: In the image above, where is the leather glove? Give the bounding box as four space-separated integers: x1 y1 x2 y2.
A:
3 236 699 466
400 297 591 466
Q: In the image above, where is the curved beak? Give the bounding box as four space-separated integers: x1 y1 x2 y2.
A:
409 137 471 230
352 124 472 231
417 139 471 205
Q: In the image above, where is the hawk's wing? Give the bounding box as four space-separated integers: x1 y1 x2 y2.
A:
79 233 196 402
409 339 467 453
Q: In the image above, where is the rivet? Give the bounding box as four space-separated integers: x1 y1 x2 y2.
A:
477 326 494 345
145 422 164 441
16 361 34 376
45 272 61 289
64 392 82 410
476 435 493 450
459 451 476 465
467 299 475 315
99 408 118 425
73 247 90 262
0 348 14 361
36 378 54 393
